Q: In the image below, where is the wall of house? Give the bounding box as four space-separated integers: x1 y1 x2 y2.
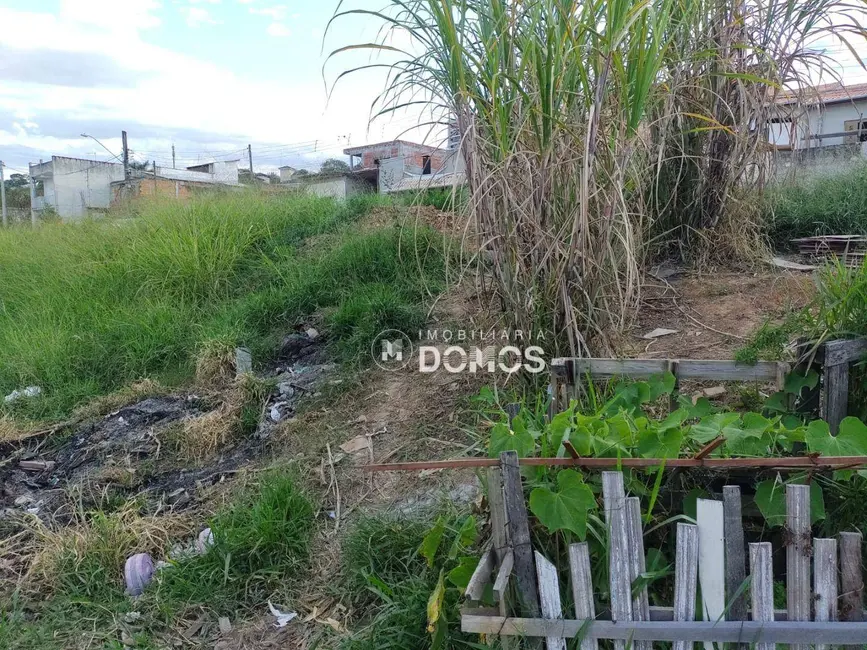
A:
154 166 220 184
50 157 126 219
211 161 239 185
297 177 372 200
771 100 867 149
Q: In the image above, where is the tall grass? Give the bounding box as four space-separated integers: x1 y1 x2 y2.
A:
329 0 865 355
0 192 445 419
764 164 867 248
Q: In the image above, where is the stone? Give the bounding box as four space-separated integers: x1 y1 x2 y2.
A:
234 347 253 375
218 617 232 634
277 382 295 397
305 327 320 340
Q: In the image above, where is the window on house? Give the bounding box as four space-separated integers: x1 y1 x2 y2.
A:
859 121 867 142
422 155 432 175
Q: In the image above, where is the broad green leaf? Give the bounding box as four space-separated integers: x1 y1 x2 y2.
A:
784 370 819 397
723 413 774 455
659 408 689 429
570 424 593 457
447 556 479 591
637 427 683 460
604 381 651 415
529 469 596 539
448 515 477 559
547 408 575 457
754 479 825 527
806 417 867 457
678 395 713 419
689 412 740 443
648 371 677 400
419 517 446 567
488 421 535 458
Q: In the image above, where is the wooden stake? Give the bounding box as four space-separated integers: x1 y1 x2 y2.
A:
814 538 839 650
787 484 812 650
839 531 863 650
723 486 748 624
486 466 510 564
569 542 598 650
696 499 725 650
500 451 540 619
626 497 651 650
749 542 775 650
673 523 698 650
535 551 567 650
602 471 633 650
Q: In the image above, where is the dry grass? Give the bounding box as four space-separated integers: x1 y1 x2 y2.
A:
194 339 239 389
175 374 270 462
0 415 35 443
21 501 197 600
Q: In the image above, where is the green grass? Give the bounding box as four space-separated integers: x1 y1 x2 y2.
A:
0 191 446 420
765 164 867 249
339 514 476 650
0 471 315 649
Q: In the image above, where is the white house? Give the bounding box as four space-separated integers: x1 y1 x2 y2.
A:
30 156 240 220
769 82 867 149
29 156 126 220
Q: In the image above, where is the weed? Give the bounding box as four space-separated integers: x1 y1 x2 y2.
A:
149 470 314 616
0 192 445 420
765 164 867 248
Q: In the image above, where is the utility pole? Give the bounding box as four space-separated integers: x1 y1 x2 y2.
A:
172 144 176 169
247 144 254 184
122 130 130 180
29 167 36 227
0 160 6 227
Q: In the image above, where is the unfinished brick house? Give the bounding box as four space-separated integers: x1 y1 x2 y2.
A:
343 139 464 193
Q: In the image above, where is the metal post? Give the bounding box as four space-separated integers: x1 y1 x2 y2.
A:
248 144 254 183
0 160 7 227
172 144 176 169
122 130 129 180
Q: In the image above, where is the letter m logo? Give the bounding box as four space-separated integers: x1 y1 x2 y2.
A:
381 339 403 362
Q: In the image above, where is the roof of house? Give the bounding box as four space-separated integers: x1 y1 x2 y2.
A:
776 81 867 106
343 139 446 156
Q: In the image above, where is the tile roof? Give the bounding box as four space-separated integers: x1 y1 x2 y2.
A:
776 81 867 105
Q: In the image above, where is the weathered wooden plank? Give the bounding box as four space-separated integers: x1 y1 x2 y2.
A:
602 471 633 650
535 551 567 650
723 486 748 624
466 547 494 602
500 451 540 619
824 338 867 366
486 466 510 565
815 538 839 650
548 373 563 419
646 606 867 622
697 498 725 650
460 617 867 643
550 358 787 382
673 523 698 650
750 542 775 650
840 531 864 632
493 550 514 617
626 497 651 650
568 542 598 650
787 484 812 650
824 362 850 435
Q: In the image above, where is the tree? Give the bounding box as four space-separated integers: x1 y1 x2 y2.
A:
319 158 350 175
294 169 310 177
5 173 28 189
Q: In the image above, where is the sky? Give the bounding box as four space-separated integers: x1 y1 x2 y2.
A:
0 0 431 175
0 1 865 178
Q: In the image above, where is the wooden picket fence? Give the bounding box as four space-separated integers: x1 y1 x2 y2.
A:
462 452 867 648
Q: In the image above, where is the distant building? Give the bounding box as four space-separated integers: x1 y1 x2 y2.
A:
342 140 465 194
30 156 126 220
769 82 867 149
30 156 241 220
279 166 298 183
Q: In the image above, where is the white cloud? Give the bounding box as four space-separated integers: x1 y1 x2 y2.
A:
183 6 219 27
249 4 287 20
266 22 291 37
